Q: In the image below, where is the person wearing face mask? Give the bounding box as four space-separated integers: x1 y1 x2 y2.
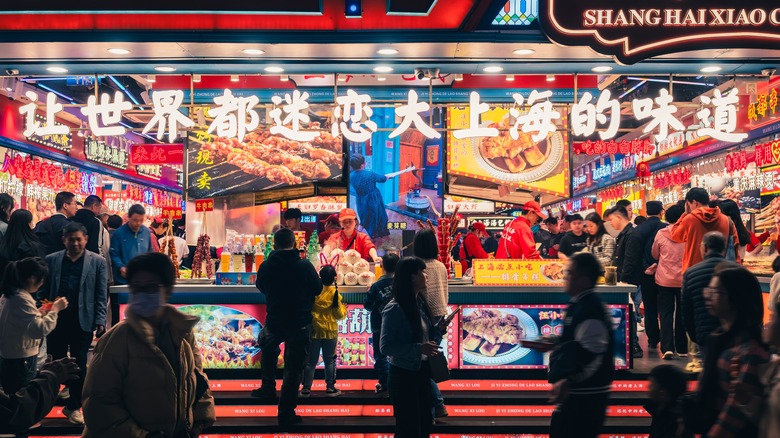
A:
44 222 108 425
110 204 153 285
81 253 216 438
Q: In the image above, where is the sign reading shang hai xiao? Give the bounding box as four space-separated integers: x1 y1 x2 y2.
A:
540 0 780 64
22 87 748 148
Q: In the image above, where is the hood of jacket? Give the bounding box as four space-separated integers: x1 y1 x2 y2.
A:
690 207 724 225
73 208 96 222
125 304 200 347
264 248 302 267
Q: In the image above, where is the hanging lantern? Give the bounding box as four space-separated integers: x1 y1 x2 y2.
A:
636 161 651 184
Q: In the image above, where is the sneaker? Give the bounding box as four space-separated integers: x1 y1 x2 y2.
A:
662 351 675 360
63 408 84 425
57 387 70 400
250 387 277 399
300 388 311 398
375 384 389 397
435 406 449 418
325 387 342 397
278 414 303 426
632 346 644 358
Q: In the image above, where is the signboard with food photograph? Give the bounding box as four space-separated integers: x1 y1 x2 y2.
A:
473 260 567 286
186 106 344 198
460 305 629 370
447 106 569 200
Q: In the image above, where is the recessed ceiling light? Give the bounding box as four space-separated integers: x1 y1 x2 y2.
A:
454 74 464 81
377 76 387 81
280 75 289 82
242 48 266 55
513 48 535 55
483 66 503 73
46 66 68 73
192 74 202 83
546 74 555 82
108 48 131 55
230 75 239 82
155 66 176 72
505 74 514 81
374 66 393 73
147 75 156 83
264 66 284 73
377 48 398 55
338 74 347 82
700 66 722 73
591 66 613 73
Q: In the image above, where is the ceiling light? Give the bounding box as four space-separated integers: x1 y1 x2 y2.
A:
546 74 555 82
454 74 464 81
264 66 284 73
280 75 289 82
155 66 176 72
192 74 202 83
377 48 398 55
242 48 266 55
107 48 131 55
700 66 722 73
230 75 239 82
46 66 68 73
505 74 514 81
377 76 387 82
483 66 503 73
591 65 613 73
374 65 393 73
513 48 535 55
147 75 156 83
338 74 347 82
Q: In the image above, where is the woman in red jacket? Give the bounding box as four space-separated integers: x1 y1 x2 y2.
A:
459 222 489 272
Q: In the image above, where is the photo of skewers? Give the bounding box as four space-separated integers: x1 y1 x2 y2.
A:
187 117 344 198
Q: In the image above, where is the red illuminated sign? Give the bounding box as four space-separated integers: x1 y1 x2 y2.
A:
130 144 184 165
162 207 183 220
573 139 654 156
195 199 214 213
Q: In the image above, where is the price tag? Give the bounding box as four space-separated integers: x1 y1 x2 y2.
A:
195 199 214 212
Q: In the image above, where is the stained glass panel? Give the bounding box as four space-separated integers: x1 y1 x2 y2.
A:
493 0 537 25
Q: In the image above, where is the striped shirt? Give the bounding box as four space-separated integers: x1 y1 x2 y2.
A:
422 259 449 318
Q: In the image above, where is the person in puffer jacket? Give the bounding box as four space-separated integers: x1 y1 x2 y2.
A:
301 265 347 398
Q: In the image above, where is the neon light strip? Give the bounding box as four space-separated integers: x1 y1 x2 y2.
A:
108 75 141 105
619 80 647 99
36 83 76 103
625 77 712 87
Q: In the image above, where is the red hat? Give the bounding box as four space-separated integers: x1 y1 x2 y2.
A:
339 208 358 220
470 222 487 233
321 214 340 225
522 201 546 219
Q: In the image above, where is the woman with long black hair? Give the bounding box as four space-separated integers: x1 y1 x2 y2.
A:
583 212 615 268
718 199 750 263
0 209 46 274
380 257 441 437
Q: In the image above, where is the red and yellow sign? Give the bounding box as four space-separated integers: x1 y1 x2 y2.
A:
130 144 185 165
195 198 214 212
473 259 566 286
162 207 183 220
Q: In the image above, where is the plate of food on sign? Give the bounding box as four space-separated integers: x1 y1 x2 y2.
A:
472 117 564 183
461 307 539 366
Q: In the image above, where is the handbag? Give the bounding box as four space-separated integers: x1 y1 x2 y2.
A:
428 352 450 383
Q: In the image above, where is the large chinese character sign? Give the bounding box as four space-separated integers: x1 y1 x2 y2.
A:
187 95 343 198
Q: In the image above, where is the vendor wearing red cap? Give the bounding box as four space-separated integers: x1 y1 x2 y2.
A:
495 201 543 260
460 222 490 271
324 208 381 263
318 214 341 246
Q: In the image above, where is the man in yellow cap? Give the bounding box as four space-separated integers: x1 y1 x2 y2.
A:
323 208 381 263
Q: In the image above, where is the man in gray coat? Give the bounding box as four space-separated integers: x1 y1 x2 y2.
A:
45 222 107 425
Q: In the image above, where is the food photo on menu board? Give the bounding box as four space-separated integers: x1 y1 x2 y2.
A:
460 305 628 369
346 107 444 254
186 103 344 198
119 304 265 369
447 105 569 204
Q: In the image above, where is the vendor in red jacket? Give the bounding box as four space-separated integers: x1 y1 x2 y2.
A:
496 201 543 260
460 221 490 271
323 208 381 263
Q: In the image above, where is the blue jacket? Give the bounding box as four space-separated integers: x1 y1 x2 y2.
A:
45 250 108 333
109 224 152 285
380 298 441 371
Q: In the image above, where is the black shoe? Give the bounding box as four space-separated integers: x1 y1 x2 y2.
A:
278 414 303 426
250 387 277 399
632 346 644 358
648 340 659 350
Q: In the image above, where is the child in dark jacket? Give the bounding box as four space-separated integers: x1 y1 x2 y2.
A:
363 253 399 396
645 365 692 438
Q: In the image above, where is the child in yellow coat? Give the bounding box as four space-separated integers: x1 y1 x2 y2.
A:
301 264 347 397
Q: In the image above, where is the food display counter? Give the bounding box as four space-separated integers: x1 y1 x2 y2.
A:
109 284 634 373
